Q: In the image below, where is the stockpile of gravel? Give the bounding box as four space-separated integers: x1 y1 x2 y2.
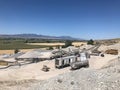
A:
1 59 120 90
29 67 120 90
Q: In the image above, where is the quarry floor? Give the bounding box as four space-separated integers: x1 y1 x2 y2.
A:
0 54 118 82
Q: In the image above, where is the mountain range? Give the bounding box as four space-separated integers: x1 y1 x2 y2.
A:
0 34 83 40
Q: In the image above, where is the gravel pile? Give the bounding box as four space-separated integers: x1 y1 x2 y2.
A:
1 58 120 90
29 67 120 90
8 66 120 90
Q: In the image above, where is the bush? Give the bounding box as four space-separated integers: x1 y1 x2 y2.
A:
14 49 19 54
48 47 54 50
87 39 94 45
63 40 72 48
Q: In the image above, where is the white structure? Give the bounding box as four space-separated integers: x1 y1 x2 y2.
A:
55 56 77 68
80 53 87 61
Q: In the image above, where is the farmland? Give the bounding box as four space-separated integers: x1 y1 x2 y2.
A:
27 43 65 46
0 49 35 54
0 38 66 50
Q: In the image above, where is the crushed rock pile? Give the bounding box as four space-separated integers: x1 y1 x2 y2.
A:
1 59 120 90
29 66 120 90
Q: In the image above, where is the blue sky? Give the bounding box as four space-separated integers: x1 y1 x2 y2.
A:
0 0 120 39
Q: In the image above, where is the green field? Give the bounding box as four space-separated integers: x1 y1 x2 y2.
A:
0 38 81 50
0 38 49 50
0 38 67 50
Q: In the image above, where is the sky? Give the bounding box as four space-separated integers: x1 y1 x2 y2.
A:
0 0 120 39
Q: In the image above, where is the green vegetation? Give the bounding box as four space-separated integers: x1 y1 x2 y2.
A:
63 40 72 48
48 47 54 50
0 38 82 50
0 38 50 50
14 48 20 54
87 39 94 45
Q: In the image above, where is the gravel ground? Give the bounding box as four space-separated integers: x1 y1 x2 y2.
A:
29 66 120 90
0 42 120 90
1 59 120 90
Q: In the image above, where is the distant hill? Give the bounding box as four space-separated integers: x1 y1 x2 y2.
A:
0 34 83 40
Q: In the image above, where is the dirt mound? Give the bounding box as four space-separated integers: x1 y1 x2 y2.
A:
98 43 120 54
105 49 118 55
